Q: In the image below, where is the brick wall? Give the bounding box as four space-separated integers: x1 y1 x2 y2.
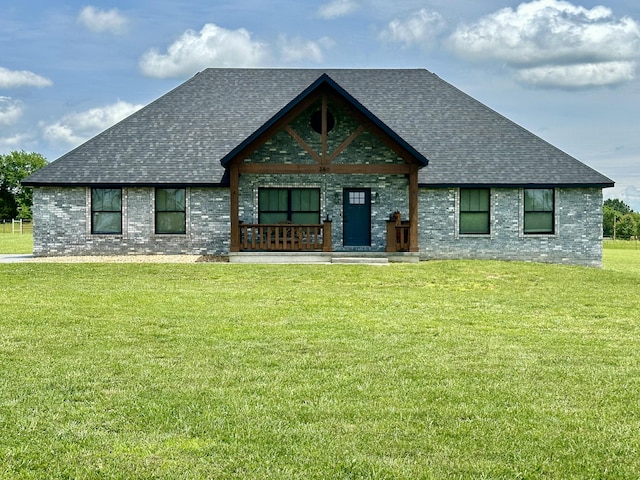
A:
419 187 604 267
32 187 230 256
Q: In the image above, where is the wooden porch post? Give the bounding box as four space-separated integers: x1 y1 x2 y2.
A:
322 219 332 252
409 166 419 252
229 162 240 252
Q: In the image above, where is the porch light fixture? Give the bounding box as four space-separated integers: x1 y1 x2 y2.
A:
372 191 379 204
334 191 341 204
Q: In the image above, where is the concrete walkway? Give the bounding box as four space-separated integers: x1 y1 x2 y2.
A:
0 254 34 263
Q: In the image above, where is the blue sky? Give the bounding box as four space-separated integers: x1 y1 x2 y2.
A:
2 0 639 209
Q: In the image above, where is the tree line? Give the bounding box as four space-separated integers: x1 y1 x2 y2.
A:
0 151 47 220
603 198 639 240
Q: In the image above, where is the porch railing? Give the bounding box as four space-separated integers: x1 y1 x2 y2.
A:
239 221 332 252
386 219 411 252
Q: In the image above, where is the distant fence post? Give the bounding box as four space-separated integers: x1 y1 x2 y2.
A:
12 219 23 234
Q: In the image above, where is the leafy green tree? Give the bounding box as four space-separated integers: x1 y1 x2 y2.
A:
0 151 48 220
603 205 618 237
633 212 640 239
604 198 632 214
615 213 636 240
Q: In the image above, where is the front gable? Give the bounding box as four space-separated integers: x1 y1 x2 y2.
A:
221 74 428 175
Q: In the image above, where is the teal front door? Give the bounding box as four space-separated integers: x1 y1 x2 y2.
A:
343 189 371 246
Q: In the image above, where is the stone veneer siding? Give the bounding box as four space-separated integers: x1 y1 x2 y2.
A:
32 186 230 256
418 187 604 267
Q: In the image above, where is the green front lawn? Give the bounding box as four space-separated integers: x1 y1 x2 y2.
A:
0 231 33 254
1 252 639 479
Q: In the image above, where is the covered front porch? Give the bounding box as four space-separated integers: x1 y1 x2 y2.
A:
222 76 427 255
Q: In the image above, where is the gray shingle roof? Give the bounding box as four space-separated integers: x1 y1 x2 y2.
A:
24 68 614 188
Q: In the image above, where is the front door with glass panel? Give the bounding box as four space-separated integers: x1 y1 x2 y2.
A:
343 188 371 246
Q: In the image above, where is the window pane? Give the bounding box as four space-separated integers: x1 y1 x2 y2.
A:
92 188 121 211
349 191 365 205
292 189 319 211
156 212 186 234
525 212 553 233
157 188 185 212
525 189 553 212
260 212 288 224
291 212 320 224
461 189 489 212
291 189 302 210
260 189 288 212
460 212 489 234
92 212 121 234
156 189 168 211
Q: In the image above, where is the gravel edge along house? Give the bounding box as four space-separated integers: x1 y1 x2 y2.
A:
23 69 614 266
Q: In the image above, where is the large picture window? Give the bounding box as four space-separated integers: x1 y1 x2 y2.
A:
459 188 490 234
91 188 122 234
259 188 320 224
524 188 554 234
156 188 186 234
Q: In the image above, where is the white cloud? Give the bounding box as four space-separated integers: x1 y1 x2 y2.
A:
448 0 640 88
0 133 32 150
379 8 446 48
43 101 143 146
0 67 53 89
278 36 334 63
139 23 268 78
0 97 23 125
77 6 129 35
516 61 636 88
317 0 359 19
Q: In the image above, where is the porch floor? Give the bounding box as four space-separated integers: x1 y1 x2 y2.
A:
228 252 419 264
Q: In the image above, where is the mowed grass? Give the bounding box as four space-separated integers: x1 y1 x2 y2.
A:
1 251 639 478
0 230 33 254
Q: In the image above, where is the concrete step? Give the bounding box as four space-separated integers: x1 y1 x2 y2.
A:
229 252 330 264
331 256 389 265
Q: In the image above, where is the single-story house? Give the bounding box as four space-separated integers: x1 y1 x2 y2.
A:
23 69 614 266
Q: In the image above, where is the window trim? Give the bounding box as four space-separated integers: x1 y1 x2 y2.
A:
91 187 122 235
523 188 555 235
458 188 491 236
155 187 187 235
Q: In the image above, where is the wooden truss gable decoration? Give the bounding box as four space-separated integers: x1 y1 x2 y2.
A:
221 74 428 174
282 95 366 169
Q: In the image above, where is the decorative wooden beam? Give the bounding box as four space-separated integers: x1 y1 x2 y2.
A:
238 163 413 175
321 94 328 163
328 125 365 163
408 165 419 253
285 125 321 164
229 162 240 252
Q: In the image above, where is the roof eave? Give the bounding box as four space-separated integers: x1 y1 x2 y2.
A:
419 182 615 189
